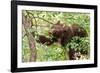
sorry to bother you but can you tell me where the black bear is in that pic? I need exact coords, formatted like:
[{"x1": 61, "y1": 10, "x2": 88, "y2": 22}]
[{"x1": 38, "y1": 21, "x2": 88, "y2": 46}]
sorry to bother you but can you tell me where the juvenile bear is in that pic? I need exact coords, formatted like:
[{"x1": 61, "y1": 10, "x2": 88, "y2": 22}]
[{"x1": 38, "y1": 21, "x2": 88, "y2": 46}]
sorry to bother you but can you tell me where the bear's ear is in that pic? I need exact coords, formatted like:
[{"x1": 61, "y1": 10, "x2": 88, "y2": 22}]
[{"x1": 55, "y1": 20, "x2": 60, "y2": 25}]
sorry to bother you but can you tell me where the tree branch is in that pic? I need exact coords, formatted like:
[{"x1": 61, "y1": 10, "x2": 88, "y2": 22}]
[{"x1": 26, "y1": 11, "x2": 54, "y2": 24}]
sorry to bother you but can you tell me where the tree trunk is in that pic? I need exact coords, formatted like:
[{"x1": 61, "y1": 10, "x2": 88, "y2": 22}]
[
  {"x1": 27, "y1": 33, "x2": 37, "y2": 62},
  {"x1": 22, "y1": 12, "x2": 37, "y2": 62}
]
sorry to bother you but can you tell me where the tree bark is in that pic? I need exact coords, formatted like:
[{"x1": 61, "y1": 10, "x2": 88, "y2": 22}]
[{"x1": 22, "y1": 12, "x2": 37, "y2": 62}]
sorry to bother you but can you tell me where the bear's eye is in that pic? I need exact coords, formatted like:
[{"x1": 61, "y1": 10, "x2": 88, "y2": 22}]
[{"x1": 78, "y1": 29, "x2": 81, "y2": 32}]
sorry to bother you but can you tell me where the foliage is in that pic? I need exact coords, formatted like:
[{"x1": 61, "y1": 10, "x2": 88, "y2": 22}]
[
  {"x1": 66, "y1": 36, "x2": 90, "y2": 53},
  {"x1": 36, "y1": 43, "x2": 65, "y2": 61}
]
